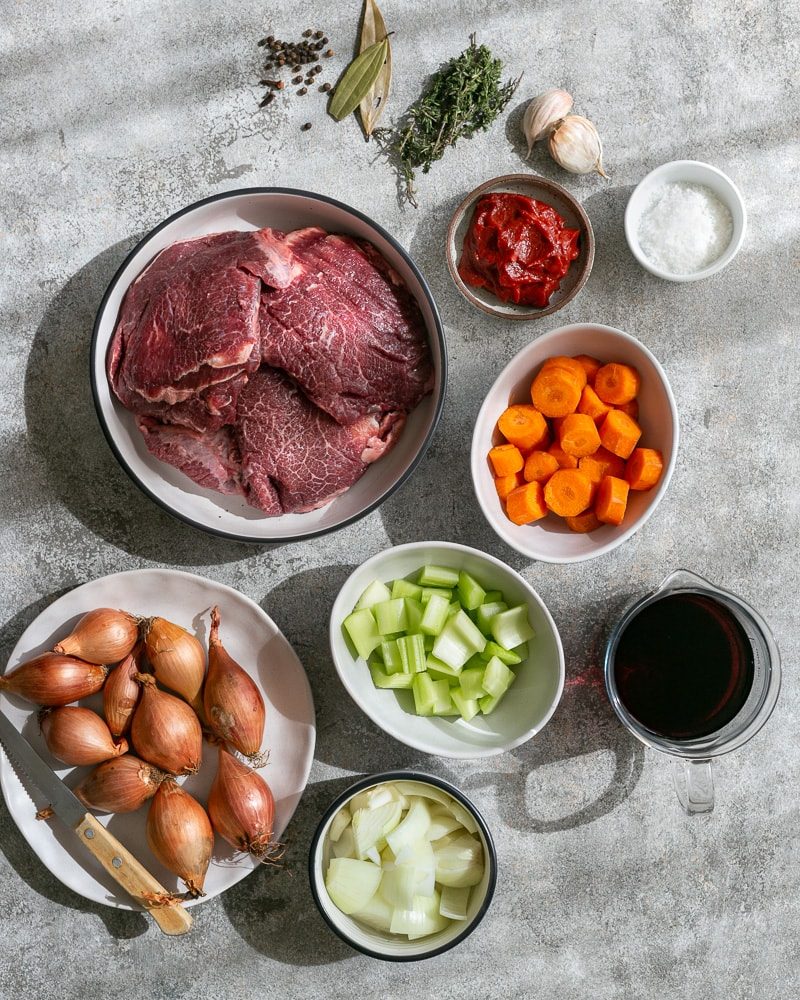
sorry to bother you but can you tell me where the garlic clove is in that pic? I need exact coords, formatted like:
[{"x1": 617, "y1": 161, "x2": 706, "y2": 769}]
[
  {"x1": 548, "y1": 114, "x2": 607, "y2": 177},
  {"x1": 522, "y1": 88, "x2": 574, "y2": 156}
]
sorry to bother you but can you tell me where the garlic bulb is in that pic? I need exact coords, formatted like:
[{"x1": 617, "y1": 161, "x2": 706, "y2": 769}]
[
  {"x1": 548, "y1": 115, "x2": 607, "y2": 177},
  {"x1": 522, "y1": 89, "x2": 573, "y2": 156}
]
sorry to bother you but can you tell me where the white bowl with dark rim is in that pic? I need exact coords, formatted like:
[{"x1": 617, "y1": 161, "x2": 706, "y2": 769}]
[
  {"x1": 471, "y1": 324, "x2": 679, "y2": 563},
  {"x1": 91, "y1": 188, "x2": 446, "y2": 543},
  {"x1": 446, "y1": 174, "x2": 595, "y2": 320},
  {"x1": 309, "y1": 771, "x2": 497, "y2": 961}
]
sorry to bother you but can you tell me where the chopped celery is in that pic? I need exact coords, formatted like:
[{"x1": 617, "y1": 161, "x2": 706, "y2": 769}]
[
  {"x1": 423, "y1": 634, "x2": 435, "y2": 652},
  {"x1": 432, "y1": 610, "x2": 487, "y2": 670},
  {"x1": 425, "y1": 655, "x2": 462, "y2": 680},
  {"x1": 458, "y1": 666, "x2": 487, "y2": 701},
  {"x1": 373, "y1": 599, "x2": 408, "y2": 635},
  {"x1": 417, "y1": 565, "x2": 460, "y2": 588},
  {"x1": 398, "y1": 634, "x2": 427, "y2": 674},
  {"x1": 355, "y1": 579, "x2": 392, "y2": 610},
  {"x1": 475, "y1": 601, "x2": 508, "y2": 635},
  {"x1": 419, "y1": 593, "x2": 450, "y2": 635},
  {"x1": 483, "y1": 590, "x2": 502, "y2": 603},
  {"x1": 457, "y1": 571, "x2": 486, "y2": 611},
  {"x1": 479, "y1": 688, "x2": 511, "y2": 714},
  {"x1": 447, "y1": 600, "x2": 462, "y2": 618},
  {"x1": 404, "y1": 598, "x2": 424, "y2": 634},
  {"x1": 325, "y1": 857, "x2": 382, "y2": 913},
  {"x1": 369, "y1": 664, "x2": 414, "y2": 689},
  {"x1": 482, "y1": 656, "x2": 516, "y2": 698},
  {"x1": 451, "y1": 688, "x2": 480, "y2": 722},
  {"x1": 433, "y1": 833, "x2": 484, "y2": 887},
  {"x1": 343, "y1": 608, "x2": 382, "y2": 660},
  {"x1": 391, "y1": 578, "x2": 423, "y2": 600},
  {"x1": 420, "y1": 586, "x2": 453, "y2": 604},
  {"x1": 491, "y1": 605, "x2": 536, "y2": 649},
  {"x1": 412, "y1": 672, "x2": 437, "y2": 715},
  {"x1": 479, "y1": 640, "x2": 523, "y2": 665},
  {"x1": 439, "y1": 884, "x2": 470, "y2": 921},
  {"x1": 380, "y1": 639, "x2": 402, "y2": 674},
  {"x1": 352, "y1": 801, "x2": 403, "y2": 859},
  {"x1": 432, "y1": 694, "x2": 460, "y2": 716}
]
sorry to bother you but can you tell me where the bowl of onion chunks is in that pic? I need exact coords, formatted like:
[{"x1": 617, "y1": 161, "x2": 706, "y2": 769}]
[
  {"x1": 309, "y1": 772, "x2": 497, "y2": 961},
  {"x1": 0, "y1": 569, "x2": 314, "y2": 908}
]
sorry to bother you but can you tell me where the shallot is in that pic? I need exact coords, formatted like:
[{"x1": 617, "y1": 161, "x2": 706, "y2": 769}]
[
  {"x1": 131, "y1": 673, "x2": 202, "y2": 775},
  {"x1": 143, "y1": 617, "x2": 206, "y2": 714},
  {"x1": 74, "y1": 754, "x2": 167, "y2": 813},
  {"x1": 0, "y1": 653, "x2": 108, "y2": 706},
  {"x1": 103, "y1": 644, "x2": 143, "y2": 738},
  {"x1": 54, "y1": 609, "x2": 139, "y2": 664},
  {"x1": 204, "y1": 607, "x2": 266, "y2": 763},
  {"x1": 40, "y1": 706, "x2": 127, "y2": 766},
  {"x1": 146, "y1": 779, "x2": 214, "y2": 897},
  {"x1": 207, "y1": 747, "x2": 275, "y2": 861}
]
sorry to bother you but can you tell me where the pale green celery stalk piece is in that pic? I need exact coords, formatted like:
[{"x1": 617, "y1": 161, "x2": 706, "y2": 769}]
[
  {"x1": 439, "y1": 884, "x2": 471, "y2": 920},
  {"x1": 417, "y1": 564, "x2": 460, "y2": 588},
  {"x1": 370, "y1": 663, "x2": 414, "y2": 689},
  {"x1": 343, "y1": 608, "x2": 382, "y2": 660},
  {"x1": 392, "y1": 578, "x2": 423, "y2": 600},
  {"x1": 479, "y1": 640, "x2": 523, "y2": 665},
  {"x1": 380, "y1": 639, "x2": 403, "y2": 674},
  {"x1": 451, "y1": 688, "x2": 480, "y2": 721},
  {"x1": 482, "y1": 656, "x2": 515, "y2": 698},
  {"x1": 449, "y1": 610, "x2": 488, "y2": 653},
  {"x1": 355, "y1": 579, "x2": 392, "y2": 609},
  {"x1": 425, "y1": 654, "x2": 462, "y2": 679},
  {"x1": 373, "y1": 598, "x2": 408, "y2": 635},
  {"x1": 404, "y1": 597, "x2": 424, "y2": 634},
  {"x1": 458, "y1": 666, "x2": 486, "y2": 700},
  {"x1": 490, "y1": 605, "x2": 536, "y2": 649},
  {"x1": 398, "y1": 634, "x2": 426, "y2": 673},
  {"x1": 483, "y1": 590, "x2": 503, "y2": 603},
  {"x1": 412, "y1": 672, "x2": 437, "y2": 715},
  {"x1": 419, "y1": 593, "x2": 450, "y2": 635},
  {"x1": 457, "y1": 571, "x2": 486, "y2": 610},
  {"x1": 475, "y1": 601, "x2": 508, "y2": 635},
  {"x1": 479, "y1": 685, "x2": 514, "y2": 714},
  {"x1": 447, "y1": 600, "x2": 461, "y2": 618},
  {"x1": 423, "y1": 634, "x2": 435, "y2": 652},
  {"x1": 420, "y1": 586, "x2": 453, "y2": 604},
  {"x1": 431, "y1": 610, "x2": 486, "y2": 670}
]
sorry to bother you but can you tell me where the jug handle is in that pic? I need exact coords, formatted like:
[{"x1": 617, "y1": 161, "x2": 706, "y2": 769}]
[
  {"x1": 672, "y1": 758, "x2": 714, "y2": 814},
  {"x1": 656, "y1": 568, "x2": 716, "y2": 594}
]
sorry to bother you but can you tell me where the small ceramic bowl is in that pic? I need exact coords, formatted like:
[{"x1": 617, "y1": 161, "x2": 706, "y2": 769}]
[
  {"x1": 309, "y1": 771, "x2": 497, "y2": 961},
  {"x1": 446, "y1": 174, "x2": 595, "y2": 320},
  {"x1": 471, "y1": 323, "x2": 679, "y2": 563},
  {"x1": 624, "y1": 160, "x2": 747, "y2": 282},
  {"x1": 329, "y1": 542, "x2": 564, "y2": 758}
]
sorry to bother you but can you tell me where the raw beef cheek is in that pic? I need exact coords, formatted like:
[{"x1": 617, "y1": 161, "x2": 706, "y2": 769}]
[{"x1": 235, "y1": 367, "x2": 405, "y2": 515}]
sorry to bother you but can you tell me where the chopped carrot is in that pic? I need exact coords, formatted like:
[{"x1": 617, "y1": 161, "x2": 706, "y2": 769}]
[
  {"x1": 548, "y1": 442, "x2": 579, "y2": 469},
  {"x1": 542, "y1": 356, "x2": 588, "y2": 389},
  {"x1": 524, "y1": 450, "x2": 560, "y2": 484},
  {"x1": 565, "y1": 510, "x2": 602, "y2": 533},
  {"x1": 577, "y1": 384, "x2": 612, "y2": 425},
  {"x1": 626, "y1": 448, "x2": 664, "y2": 491},
  {"x1": 543, "y1": 469, "x2": 593, "y2": 517},
  {"x1": 594, "y1": 363, "x2": 641, "y2": 405},
  {"x1": 531, "y1": 366, "x2": 583, "y2": 417},
  {"x1": 572, "y1": 355, "x2": 602, "y2": 385},
  {"x1": 558, "y1": 413, "x2": 602, "y2": 458},
  {"x1": 599, "y1": 409, "x2": 642, "y2": 459},
  {"x1": 616, "y1": 399, "x2": 639, "y2": 420},
  {"x1": 580, "y1": 447, "x2": 626, "y2": 484},
  {"x1": 497, "y1": 405, "x2": 549, "y2": 451},
  {"x1": 489, "y1": 443, "x2": 524, "y2": 477},
  {"x1": 495, "y1": 471, "x2": 524, "y2": 500},
  {"x1": 595, "y1": 475, "x2": 630, "y2": 525},
  {"x1": 506, "y1": 482, "x2": 548, "y2": 525}
]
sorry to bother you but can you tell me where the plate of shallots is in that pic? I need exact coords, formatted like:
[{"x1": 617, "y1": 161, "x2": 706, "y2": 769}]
[{"x1": 0, "y1": 569, "x2": 316, "y2": 909}]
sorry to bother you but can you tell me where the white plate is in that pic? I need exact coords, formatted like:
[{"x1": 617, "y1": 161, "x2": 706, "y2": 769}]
[
  {"x1": 0, "y1": 569, "x2": 316, "y2": 910},
  {"x1": 91, "y1": 188, "x2": 446, "y2": 543}
]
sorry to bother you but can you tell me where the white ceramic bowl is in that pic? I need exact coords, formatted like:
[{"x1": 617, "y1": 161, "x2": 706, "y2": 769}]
[
  {"x1": 91, "y1": 188, "x2": 446, "y2": 542},
  {"x1": 471, "y1": 323, "x2": 679, "y2": 563},
  {"x1": 624, "y1": 160, "x2": 747, "y2": 282},
  {"x1": 309, "y1": 772, "x2": 497, "y2": 961},
  {"x1": 329, "y1": 542, "x2": 564, "y2": 758}
]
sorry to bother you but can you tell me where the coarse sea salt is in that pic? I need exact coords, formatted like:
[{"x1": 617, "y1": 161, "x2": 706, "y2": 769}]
[{"x1": 637, "y1": 182, "x2": 733, "y2": 275}]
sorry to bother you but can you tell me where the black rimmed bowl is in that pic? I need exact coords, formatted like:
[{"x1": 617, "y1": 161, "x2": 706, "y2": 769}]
[
  {"x1": 91, "y1": 188, "x2": 446, "y2": 543},
  {"x1": 309, "y1": 771, "x2": 497, "y2": 961}
]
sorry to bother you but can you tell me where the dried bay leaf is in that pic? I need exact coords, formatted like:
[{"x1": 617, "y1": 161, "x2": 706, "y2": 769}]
[
  {"x1": 329, "y1": 37, "x2": 389, "y2": 122},
  {"x1": 359, "y1": 0, "x2": 392, "y2": 138}
]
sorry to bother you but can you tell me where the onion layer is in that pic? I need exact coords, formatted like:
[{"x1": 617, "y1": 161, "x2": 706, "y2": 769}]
[
  {"x1": 54, "y1": 609, "x2": 139, "y2": 664},
  {"x1": 204, "y1": 606, "x2": 266, "y2": 762},
  {"x1": 144, "y1": 617, "x2": 206, "y2": 714},
  {"x1": 131, "y1": 673, "x2": 202, "y2": 775},
  {"x1": 74, "y1": 754, "x2": 166, "y2": 813},
  {"x1": 208, "y1": 747, "x2": 275, "y2": 860},
  {"x1": 103, "y1": 643, "x2": 143, "y2": 738},
  {"x1": 40, "y1": 706, "x2": 128, "y2": 766},
  {"x1": 146, "y1": 779, "x2": 214, "y2": 897},
  {"x1": 0, "y1": 653, "x2": 108, "y2": 706}
]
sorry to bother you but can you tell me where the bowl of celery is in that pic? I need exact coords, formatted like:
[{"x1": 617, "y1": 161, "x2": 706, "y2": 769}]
[
  {"x1": 309, "y1": 772, "x2": 497, "y2": 960},
  {"x1": 330, "y1": 541, "x2": 565, "y2": 758}
]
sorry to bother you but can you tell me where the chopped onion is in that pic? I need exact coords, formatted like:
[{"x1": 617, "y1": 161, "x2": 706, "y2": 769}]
[
  {"x1": 439, "y1": 884, "x2": 470, "y2": 920},
  {"x1": 390, "y1": 890, "x2": 450, "y2": 939},
  {"x1": 427, "y1": 810, "x2": 462, "y2": 842},
  {"x1": 332, "y1": 826, "x2": 355, "y2": 859},
  {"x1": 329, "y1": 806, "x2": 350, "y2": 843},
  {"x1": 349, "y1": 784, "x2": 408, "y2": 814},
  {"x1": 386, "y1": 797, "x2": 431, "y2": 862},
  {"x1": 365, "y1": 846, "x2": 381, "y2": 865},
  {"x1": 380, "y1": 863, "x2": 420, "y2": 909},
  {"x1": 352, "y1": 891, "x2": 393, "y2": 932},
  {"x1": 325, "y1": 858, "x2": 381, "y2": 914},
  {"x1": 433, "y1": 834, "x2": 484, "y2": 888},
  {"x1": 352, "y1": 800, "x2": 403, "y2": 859}
]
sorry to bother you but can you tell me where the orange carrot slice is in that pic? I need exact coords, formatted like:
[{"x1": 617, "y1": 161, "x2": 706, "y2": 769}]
[
  {"x1": 615, "y1": 399, "x2": 639, "y2": 420},
  {"x1": 558, "y1": 413, "x2": 602, "y2": 458},
  {"x1": 547, "y1": 442, "x2": 579, "y2": 470},
  {"x1": 542, "y1": 356, "x2": 588, "y2": 390},
  {"x1": 523, "y1": 450, "x2": 560, "y2": 484},
  {"x1": 543, "y1": 469, "x2": 593, "y2": 517},
  {"x1": 572, "y1": 355, "x2": 602, "y2": 385},
  {"x1": 565, "y1": 510, "x2": 602, "y2": 533},
  {"x1": 531, "y1": 367, "x2": 583, "y2": 418},
  {"x1": 497, "y1": 405, "x2": 549, "y2": 451},
  {"x1": 577, "y1": 384, "x2": 612, "y2": 425},
  {"x1": 506, "y1": 482, "x2": 548, "y2": 525},
  {"x1": 625, "y1": 448, "x2": 664, "y2": 491},
  {"x1": 489, "y1": 444, "x2": 524, "y2": 477},
  {"x1": 599, "y1": 409, "x2": 642, "y2": 459},
  {"x1": 579, "y1": 447, "x2": 626, "y2": 485},
  {"x1": 495, "y1": 472, "x2": 524, "y2": 500},
  {"x1": 594, "y1": 363, "x2": 641, "y2": 405},
  {"x1": 595, "y1": 475, "x2": 630, "y2": 525}
]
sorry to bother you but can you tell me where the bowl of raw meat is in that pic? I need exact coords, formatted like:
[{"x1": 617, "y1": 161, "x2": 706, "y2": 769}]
[{"x1": 91, "y1": 188, "x2": 446, "y2": 542}]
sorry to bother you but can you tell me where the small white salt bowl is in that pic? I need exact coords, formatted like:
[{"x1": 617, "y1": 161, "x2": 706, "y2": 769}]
[{"x1": 624, "y1": 160, "x2": 747, "y2": 282}]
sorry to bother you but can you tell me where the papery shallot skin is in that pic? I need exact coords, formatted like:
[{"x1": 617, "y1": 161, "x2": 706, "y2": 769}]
[
  {"x1": 207, "y1": 747, "x2": 275, "y2": 859},
  {"x1": 0, "y1": 654, "x2": 108, "y2": 707},
  {"x1": 146, "y1": 779, "x2": 213, "y2": 897}
]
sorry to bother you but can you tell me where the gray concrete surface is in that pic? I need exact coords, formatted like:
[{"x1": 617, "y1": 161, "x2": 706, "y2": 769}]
[{"x1": 1, "y1": 1, "x2": 798, "y2": 997}]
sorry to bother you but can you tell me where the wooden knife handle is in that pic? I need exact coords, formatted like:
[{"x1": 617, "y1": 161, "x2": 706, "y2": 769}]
[{"x1": 76, "y1": 813, "x2": 193, "y2": 936}]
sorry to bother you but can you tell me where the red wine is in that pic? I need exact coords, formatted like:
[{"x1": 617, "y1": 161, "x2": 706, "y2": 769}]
[{"x1": 613, "y1": 592, "x2": 754, "y2": 740}]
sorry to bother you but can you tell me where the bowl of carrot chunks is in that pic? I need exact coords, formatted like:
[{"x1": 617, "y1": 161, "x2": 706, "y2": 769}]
[{"x1": 471, "y1": 323, "x2": 679, "y2": 563}]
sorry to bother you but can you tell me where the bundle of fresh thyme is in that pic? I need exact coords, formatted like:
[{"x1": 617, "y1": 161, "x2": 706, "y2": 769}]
[{"x1": 377, "y1": 35, "x2": 520, "y2": 206}]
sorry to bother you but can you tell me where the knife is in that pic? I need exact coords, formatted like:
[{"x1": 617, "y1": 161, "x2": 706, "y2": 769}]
[{"x1": 0, "y1": 710, "x2": 193, "y2": 936}]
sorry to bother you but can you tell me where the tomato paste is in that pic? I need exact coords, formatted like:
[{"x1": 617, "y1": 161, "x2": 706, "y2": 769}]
[{"x1": 458, "y1": 193, "x2": 580, "y2": 307}]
